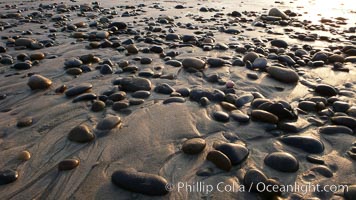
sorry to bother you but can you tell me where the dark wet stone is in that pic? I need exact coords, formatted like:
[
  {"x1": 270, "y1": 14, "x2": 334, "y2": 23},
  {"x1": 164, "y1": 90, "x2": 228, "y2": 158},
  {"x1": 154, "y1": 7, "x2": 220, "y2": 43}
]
[
  {"x1": 154, "y1": 83, "x2": 174, "y2": 94},
  {"x1": 100, "y1": 64, "x2": 113, "y2": 74},
  {"x1": 231, "y1": 110, "x2": 250, "y2": 123},
  {"x1": 312, "y1": 52, "x2": 328, "y2": 62},
  {"x1": 207, "y1": 58, "x2": 230, "y2": 68},
  {"x1": 132, "y1": 90, "x2": 151, "y2": 99},
  {"x1": 182, "y1": 138, "x2": 206, "y2": 154},
  {"x1": 0, "y1": 169, "x2": 18, "y2": 185},
  {"x1": 200, "y1": 97, "x2": 210, "y2": 106},
  {"x1": 108, "y1": 22, "x2": 127, "y2": 29},
  {"x1": 268, "y1": 8, "x2": 288, "y2": 19},
  {"x1": 267, "y1": 103, "x2": 297, "y2": 120},
  {"x1": 176, "y1": 88, "x2": 190, "y2": 97},
  {"x1": 165, "y1": 60, "x2": 182, "y2": 67},
  {"x1": 315, "y1": 84, "x2": 337, "y2": 96},
  {"x1": 91, "y1": 100, "x2": 105, "y2": 112},
  {"x1": 17, "y1": 117, "x2": 33, "y2": 128},
  {"x1": 271, "y1": 39, "x2": 288, "y2": 48},
  {"x1": 243, "y1": 52, "x2": 259, "y2": 63},
  {"x1": 280, "y1": 136, "x2": 324, "y2": 154},
  {"x1": 125, "y1": 44, "x2": 138, "y2": 54},
  {"x1": 13, "y1": 62, "x2": 31, "y2": 70},
  {"x1": 333, "y1": 101, "x2": 350, "y2": 112},
  {"x1": 163, "y1": 97, "x2": 185, "y2": 104},
  {"x1": 345, "y1": 56, "x2": 356, "y2": 63},
  {"x1": 252, "y1": 58, "x2": 268, "y2": 69},
  {"x1": 27, "y1": 75, "x2": 52, "y2": 90},
  {"x1": 72, "y1": 93, "x2": 97, "y2": 103},
  {"x1": 207, "y1": 150, "x2": 232, "y2": 171},
  {"x1": 96, "y1": 116, "x2": 121, "y2": 131},
  {"x1": 235, "y1": 94, "x2": 254, "y2": 108},
  {"x1": 329, "y1": 54, "x2": 344, "y2": 63},
  {"x1": 140, "y1": 57, "x2": 152, "y2": 64},
  {"x1": 112, "y1": 101, "x2": 130, "y2": 111},
  {"x1": 310, "y1": 166, "x2": 333, "y2": 178},
  {"x1": 267, "y1": 66, "x2": 299, "y2": 83},
  {"x1": 66, "y1": 68, "x2": 82, "y2": 75},
  {"x1": 115, "y1": 77, "x2": 152, "y2": 92},
  {"x1": 111, "y1": 169, "x2": 169, "y2": 196},
  {"x1": 344, "y1": 185, "x2": 356, "y2": 200},
  {"x1": 251, "y1": 110, "x2": 279, "y2": 124},
  {"x1": 65, "y1": 84, "x2": 92, "y2": 97},
  {"x1": 182, "y1": 57, "x2": 206, "y2": 70},
  {"x1": 298, "y1": 101, "x2": 317, "y2": 112},
  {"x1": 278, "y1": 55, "x2": 296, "y2": 66},
  {"x1": 220, "y1": 102, "x2": 237, "y2": 111},
  {"x1": 215, "y1": 143, "x2": 249, "y2": 165},
  {"x1": 264, "y1": 152, "x2": 299, "y2": 172},
  {"x1": 15, "y1": 38, "x2": 34, "y2": 47},
  {"x1": 68, "y1": 124, "x2": 94, "y2": 143},
  {"x1": 150, "y1": 46, "x2": 163, "y2": 53},
  {"x1": 306, "y1": 155, "x2": 325, "y2": 165},
  {"x1": 319, "y1": 125, "x2": 353, "y2": 135},
  {"x1": 252, "y1": 99, "x2": 272, "y2": 108},
  {"x1": 64, "y1": 58, "x2": 83, "y2": 68},
  {"x1": 232, "y1": 58, "x2": 245, "y2": 66},
  {"x1": 212, "y1": 111, "x2": 229, "y2": 122},
  {"x1": 190, "y1": 88, "x2": 224, "y2": 102},
  {"x1": 58, "y1": 159, "x2": 79, "y2": 171},
  {"x1": 166, "y1": 33, "x2": 180, "y2": 41},
  {"x1": 331, "y1": 116, "x2": 356, "y2": 129},
  {"x1": 108, "y1": 92, "x2": 126, "y2": 102},
  {"x1": 243, "y1": 168, "x2": 268, "y2": 192}
]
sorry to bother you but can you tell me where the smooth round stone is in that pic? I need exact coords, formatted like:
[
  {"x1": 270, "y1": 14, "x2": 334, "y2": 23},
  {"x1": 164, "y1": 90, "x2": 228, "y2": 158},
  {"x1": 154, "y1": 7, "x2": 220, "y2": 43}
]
[
  {"x1": 315, "y1": 84, "x2": 337, "y2": 96},
  {"x1": 66, "y1": 67, "x2": 82, "y2": 75},
  {"x1": 271, "y1": 39, "x2": 288, "y2": 48},
  {"x1": 319, "y1": 125, "x2": 353, "y2": 135},
  {"x1": 207, "y1": 150, "x2": 232, "y2": 171},
  {"x1": 176, "y1": 88, "x2": 190, "y2": 97},
  {"x1": 91, "y1": 100, "x2": 106, "y2": 112},
  {"x1": 182, "y1": 138, "x2": 206, "y2": 154},
  {"x1": 166, "y1": 60, "x2": 182, "y2": 67},
  {"x1": 18, "y1": 150, "x2": 31, "y2": 161},
  {"x1": 96, "y1": 116, "x2": 121, "y2": 131},
  {"x1": 280, "y1": 136, "x2": 324, "y2": 154},
  {"x1": 207, "y1": 58, "x2": 230, "y2": 68},
  {"x1": 116, "y1": 77, "x2": 152, "y2": 92},
  {"x1": 212, "y1": 111, "x2": 230, "y2": 122},
  {"x1": 13, "y1": 62, "x2": 32, "y2": 70},
  {"x1": 215, "y1": 143, "x2": 249, "y2": 165},
  {"x1": 182, "y1": 57, "x2": 206, "y2": 70},
  {"x1": 132, "y1": 90, "x2": 151, "y2": 99},
  {"x1": 166, "y1": 33, "x2": 180, "y2": 41},
  {"x1": 310, "y1": 166, "x2": 333, "y2": 178},
  {"x1": 298, "y1": 101, "x2": 317, "y2": 112},
  {"x1": 129, "y1": 99, "x2": 144, "y2": 106},
  {"x1": 251, "y1": 109, "x2": 279, "y2": 124},
  {"x1": 235, "y1": 94, "x2": 254, "y2": 108},
  {"x1": 109, "y1": 21, "x2": 128, "y2": 29},
  {"x1": 100, "y1": 64, "x2": 113, "y2": 74},
  {"x1": 331, "y1": 116, "x2": 356, "y2": 129},
  {"x1": 333, "y1": 101, "x2": 350, "y2": 112},
  {"x1": 58, "y1": 159, "x2": 80, "y2": 171},
  {"x1": 264, "y1": 152, "x2": 299, "y2": 172},
  {"x1": 243, "y1": 168, "x2": 268, "y2": 192},
  {"x1": 65, "y1": 84, "x2": 92, "y2": 97},
  {"x1": 252, "y1": 57, "x2": 268, "y2": 68},
  {"x1": 96, "y1": 31, "x2": 109, "y2": 39},
  {"x1": 112, "y1": 101, "x2": 130, "y2": 111},
  {"x1": 268, "y1": 8, "x2": 288, "y2": 19},
  {"x1": 312, "y1": 52, "x2": 328, "y2": 62},
  {"x1": 267, "y1": 66, "x2": 299, "y2": 83},
  {"x1": 243, "y1": 52, "x2": 259, "y2": 63},
  {"x1": 329, "y1": 54, "x2": 344, "y2": 63},
  {"x1": 163, "y1": 97, "x2": 185, "y2": 104},
  {"x1": 140, "y1": 57, "x2": 152, "y2": 64},
  {"x1": 344, "y1": 185, "x2": 356, "y2": 200},
  {"x1": 27, "y1": 74, "x2": 52, "y2": 90},
  {"x1": 220, "y1": 102, "x2": 237, "y2": 111},
  {"x1": 111, "y1": 169, "x2": 169, "y2": 196},
  {"x1": 231, "y1": 110, "x2": 250, "y2": 122},
  {"x1": 108, "y1": 92, "x2": 126, "y2": 102},
  {"x1": 68, "y1": 124, "x2": 94, "y2": 143},
  {"x1": 15, "y1": 38, "x2": 34, "y2": 47},
  {"x1": 125, "y1": 44, "x2": 138, "y2": 54},
  {"x1": 17, "y1": 117, "x2": 33, "y2": 127},
  {"x1": 232, "y1": 58, "x2": 245, "y2": 66},
  {"x1": 154, "y1": 83, "x2": 174, "y2": 94},
  {"x1": 30, "y1": 53, "x2": 45, "y2": 60},
  {"x1": 0, "y1": 169, "x2": 18, "y2": 185},
  {"x1": 345, "y1": 56, "x2": 356, "y2": 63},
  {"x1": 64, "y1": 58, "x2": 83, "y2": 68}
]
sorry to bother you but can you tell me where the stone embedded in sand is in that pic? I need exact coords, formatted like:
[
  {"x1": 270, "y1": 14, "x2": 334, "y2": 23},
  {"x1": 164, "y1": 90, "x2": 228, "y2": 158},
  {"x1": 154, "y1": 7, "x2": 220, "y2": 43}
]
[
  {"x1": 298, "y1": 101, "x2": 317, "y2": 112},
  {"x1": 344, "y1": 56, "x2": 356, "y2": 63},
  {"x1": 264, "y1": 152, "x2": 299, "y2": 172},
  {"x1": 150, "y1": 46, "x2": 163, "y2": 53},
  {"x1": 182, "y1": 57, "x2": 206, "y2": 70},
  {"x1": 0, "y1": 169, "x2": 18, "y2": 185},
  {"x1": 344, "y1": 185, "x2": 356, "y2": 200},
  {"x1": 96, "y1": 31, "x2": 109, "y2": 39},
  {"x1": 108, "y1": 21, "x2": 128, "y2": 30},
  {"x1": 271, "y1": 39, "x2": 288, "y2": 48},
  {"x1": 13, "y1": 62, "x2": 32, "y2": 70},
  {"x1": 319, "y1": 125, "x2": 353, "y2": 135},
  {"x1": 212, "y1": 111, "x2": 230, "y2": 122},
  {"x1": 96, "y1": 116, "x2": 121, "y2": 131},
  {"x1": 68, "y1": 124, "x2": 95, "y2": 143},
  {"x1": 64, "y1": 58, "x2": 83, "y2": 68},
  {"x1": 27, "y1": 74, "x2": 52, "y2": 90},
  {"x1": 125, "y1": 44, "x2": 139, "y2": 54},
  {"x1": 66, "y1": 68, "x2": 82, "y2": 75},
  {"x1": 166, "y1": 33, "x2": 180, "y2": 41},
  {"x1": 252, "y1": 57, "x2": 268, "y2": 68},
  {"x1": 280, "y1": 135, "x2": 324, "y2": 154},
  {"x1": 163, "y1": 97, "x2": 186, "y2": 104},
  {"x1": 207, "y1": 58, "x2": 230, "y2": 68},
  {"x1": 333, "y1": 101, "x2": 350, "y2": 112},
  {"x1": 328, "y1": 54, "x2": 344, "y2": 63},
  {"x1": 220, "y1": 102, "x2": 237, "y2": 111},
  {"x1": 251, "y1": 109, "x2": 279, "y2": 124},
  {"x1": 243, "y1": 168, "x2": 268, "y2": 192},
  {"x1": 235, "y1": 94, "x2": 255, "y2": 108},
  {"x1": 108, "y1": 92, "x2": 126, "y2": 102},
  {"x1": 65, "y1": 83, "x2": 92, "y2": 97},
  {"x1": 17, "y1": 117, "x2": 33, "y2": 128},
  {"x1": 112, "y1": 101, "x2": 130, "y2": 111},
  {"x1": 310, "y1": 166, "x2": 333, "y2": 178},
  {"x1": 30, "y1": 53, "x2": 45, "y2": 60},
  {"x1": 231, "y1": 110, "x2": 250, "y2": 122},
  {"x1": 140, "y1": 57, "x2": 152, "y2": 65},
  {"x1": 58, "y1": 159, "x2": 80, "y2": 171},
  {"x1": 268, "y1": 8, "x2": 288, "y2": 19},
  {"x1": 267, "y1": 66, "x2": 299, "y2": 83},
  {"x1": 100, "y1": 64, "x2": 113, "y2": 74},
  {"x1": 111, "y1": 169, "x2": 169, "y2": 196},
  {"x1": 215, "y1": 143, "x2": 249, "y2": 165},
  {"x1": 91, "y1": 100, "x2": 106, "y2": 112},
  {"x1": 18, "y1": 150, "x2": 31, "y2": 161},
  {"x1": 182, "y1": 138, "x2": 206, "y2": 154},
  {"x1": 154, "y1": 83, "x2": 175, "y2": 94},
  {"x1": 117, "y1": 77, "x2": 152, "y2": 92},
  {"x1": 315, "y1": 84, "x2": 337, "y2": 96},
  {"x1": 331, "y1": 116, "x2": 356, "y2": 129},
  {"x1": 207, "y1": 150, "x2": 232, "y2": 171},
  {"x1": 243, "y1": 52, "x2": 259, "y2": 63},
  {"x1": 15, "y1": 38, "x2": 34, "y2": 47}
]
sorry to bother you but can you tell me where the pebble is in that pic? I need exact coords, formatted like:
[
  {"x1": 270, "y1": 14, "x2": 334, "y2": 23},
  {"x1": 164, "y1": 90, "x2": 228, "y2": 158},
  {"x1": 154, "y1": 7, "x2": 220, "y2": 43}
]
[
  {"x1": 271, "y1": 39, "x2": 288, "y2": 48},
  {"x1": 310, "y1": 166, "x2": 333, "y2": 178},
  {"x1": 154, "y1": 83, "x2": 175, "y2": 94},
  {"x1": 100, "y1": 64, "x2": 113, "y2": 74},
  {"x1": 182, "y1": 138, "x2": 206, "y2": 154},
  {"x1": 212, "y1": 111, "x2": 230, "y2": 122},
  {"x1": 251, "y1": 109, "x2": 279, "y2": 124},
  {"x1": 132, "y1": 90, "x2": 151, "y2": 99},
  {"x1": 319, "y1": 125, "x2": 353, "y2": 135},
  {"x1": 125, "y1": 44, "x2": 138, "y2": 54},
  {"x1": 30, "y1": 53, "x2": 45, "y2": 60},
  {"x1": 66, "y1": 68, "x2": 82, "y2": 75},
  {"x1": 264, "y1": 152, "x2": 299, "y2": 172},
  {"x1": 108, "y1": 92, "x2": 126, "y2": 102},
  {"x1": 112, "y1": 101, "x2": 130, "y2": 111},
  {"x1": 72, "y1": 93, "x2": 97, "y2": 103},
  {"x1": 58, "y1": 159, "x2": 80, "y2": 171},
  {"x1": 298, "y1": 101, "x2": 317, "y2": 112},
  {"x1": 116, "y1": 77, "x2": 152, "y2": 92},
  {"x1": 27, "y1": 74, "x2": 52, "y2": 90},
  {"x1": 68, "y1": 124, "x2": 95, "y2": 143},
  {"x1": 182, "y1": 57, "x2": 206, "y2": 70},
  {"x1": 96, "y1": 116, "x2": 121, "y2": 131},
  {"x1": 17, "y1": 117, "x2": 33, "y2": 127},
  {"x1": 64, "y1": 58, "x2": 83, "y2": 68},
  {"x1": 243, "y1": 52, "x2": 259, "y2": 63},
  {"x1": 333, "y1": 101, "x2": 350, "y2": 112},
  {"x1": 252, "y1": 57, "x2": 268, "y2": 68},
  {"x1": 91, "y1": 100, "x2": 106, "y2": 112},
  {"x1": 243, "y1": 168, "x2": 268, "y2": 192},
  {"x1": 0, "y1": 169, "x2": 18, "y2": 185},
  {"x1": 215, "y1": 143, "x2": 249, "y2": 165},
  {"x1": 206, "y1": 150, "x2": 232, "y2": 171},
  {"x1": 230, "y1": 110, "x2": 250, "y2": 123},
  {"x1": 111, "y1": 169, "x2": 169, "y2": 196},
  {"x1": 13, "y1": 62, "x2": 32, "y2": 70},
  {"x1": 65, "y1": 84, "x2": 92, "y2": 97},
  {"x1": 15, "y1": 38, "x2": 34, "y2": 47},
  {"x1": 163, "y1": 97, "x2": 186, "y2": 104},
  {"x1": 268, "y1": 8, "x2": 288, "y2": 19},
  {"x1": 267, "y1": 66, "x2": 299, "y2": 83},
  {"x1": 18, "y1": 150, "x2": 31, "y2": 161},
  {"x1": 315, "y1": 84, "x2": 337, "y2": 96},
  {"x1": 331, "y1": 116, "x2": 356, "y2": 129},
  {"x1": 280, "y1": 135, "x2": 324, "y2": 154}
]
